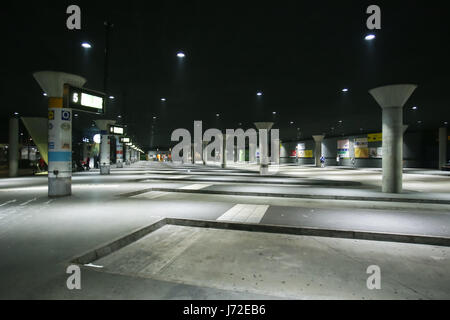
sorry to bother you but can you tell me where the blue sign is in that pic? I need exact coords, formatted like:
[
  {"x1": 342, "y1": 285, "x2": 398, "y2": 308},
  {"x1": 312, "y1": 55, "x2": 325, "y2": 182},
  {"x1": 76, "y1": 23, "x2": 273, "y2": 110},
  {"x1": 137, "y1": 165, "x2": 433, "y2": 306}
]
[{"x1": 62, "y1": 110, "x2": 71, "y2": 121}]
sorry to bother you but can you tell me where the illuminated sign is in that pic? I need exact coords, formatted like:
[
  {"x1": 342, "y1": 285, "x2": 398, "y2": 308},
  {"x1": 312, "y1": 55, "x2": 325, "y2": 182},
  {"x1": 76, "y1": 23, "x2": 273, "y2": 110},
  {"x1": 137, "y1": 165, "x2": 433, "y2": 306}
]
[
  {"x1": 120, "y1": 137, "x2": 130, "y2": 143},
  {"x1": 368, "y1": 133, "x2": 382, "y2": 142},
  {"x1": 109, "y1": 125, "x2": 124, "y2": 135},
  {"x1": 63, "y1": 84, "x2": 105, "y2": 114}
]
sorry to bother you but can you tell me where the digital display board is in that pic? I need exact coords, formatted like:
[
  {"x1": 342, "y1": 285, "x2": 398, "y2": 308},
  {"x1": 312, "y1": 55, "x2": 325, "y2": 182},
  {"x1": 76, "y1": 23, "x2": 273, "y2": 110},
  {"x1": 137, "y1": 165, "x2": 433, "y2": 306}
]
[
  {"x1": 63, "y1": 84, "x2": 105, "y2": 114},
  {"x1": 109, "y1": 125, "x2": 124, "y2": 135},
  {"x1": 120, "y1": 137, "x2": 130, "y2": 143}
]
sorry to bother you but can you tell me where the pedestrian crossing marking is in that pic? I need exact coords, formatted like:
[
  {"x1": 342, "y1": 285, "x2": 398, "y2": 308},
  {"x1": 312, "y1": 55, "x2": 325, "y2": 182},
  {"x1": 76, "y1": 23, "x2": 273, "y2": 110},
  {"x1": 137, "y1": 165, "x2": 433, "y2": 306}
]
[{"x1": 217, "y1": 204, "x2": 269, "y2": 223}]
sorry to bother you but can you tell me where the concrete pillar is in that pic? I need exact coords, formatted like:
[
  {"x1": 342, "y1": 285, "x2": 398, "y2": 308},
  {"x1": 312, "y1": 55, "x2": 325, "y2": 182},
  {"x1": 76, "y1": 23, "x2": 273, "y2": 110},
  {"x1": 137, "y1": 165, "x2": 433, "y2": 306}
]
[
  {"x1": 8, "y1": 118, "x2": 19, "y2": 177},
  {"x1": 82, "y1": 142, "x2": 89, "y2": 163},
  {"x1": 94, "y1": 120, "x2": 116, "y2": 175},
  {"x1": 272, "y1": 130, "x2": 280, "y2": 165},
  {"x1": 312, "y1": 135, "x2": 325, "y2": 167},
  {"x1": 202, "y1": 141, "x2": 208, "y2": 165},
  {"x1": 100, "y1": 134, "x2": 110, "y2": 174},
  {"x1": 221, "y1": 133, "x2": 227, "y2": 169},
  {"x1": 33, "y1": 71, "x2": 86, "y2": 197},
  {"x1": 439, "y1": 127, "x2": 448, "y2": 170},
  {"x1": 369, "y1": 84, "x2": 417, "y2": 193},
  {"x1": 116, "y1": 138, "x2": 123, "y2": 168},
  {"x1": 124, "y1": 146, "x2": 130, "y2": 165},
  {"x1": 254, "y1": 122, "x2": 274, "y2": 175}
]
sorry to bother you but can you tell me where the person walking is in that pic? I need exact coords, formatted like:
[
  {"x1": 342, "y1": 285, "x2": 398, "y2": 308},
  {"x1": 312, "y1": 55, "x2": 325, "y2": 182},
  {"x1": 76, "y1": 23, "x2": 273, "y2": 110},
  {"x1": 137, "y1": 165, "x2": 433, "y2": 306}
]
[{"x1": 320, "y1": 156, "x2": 325, "y2": 168}]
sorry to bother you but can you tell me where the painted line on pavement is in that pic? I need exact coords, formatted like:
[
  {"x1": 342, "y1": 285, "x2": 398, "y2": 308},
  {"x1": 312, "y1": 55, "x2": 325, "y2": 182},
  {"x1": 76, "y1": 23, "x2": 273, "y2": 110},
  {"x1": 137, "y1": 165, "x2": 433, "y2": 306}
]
[
  {"x1": 179, "y1": 184, "x2": 212, "y2": 190},
  {"x1": 19, "y1": 198, "x2": 37, "y2": 206},
  {"x1": 217, "y1": 204, "x2": 270, "y2": 223},
  {"x1": 0, "y1": 200, "x2": 17, "y2": 207}
]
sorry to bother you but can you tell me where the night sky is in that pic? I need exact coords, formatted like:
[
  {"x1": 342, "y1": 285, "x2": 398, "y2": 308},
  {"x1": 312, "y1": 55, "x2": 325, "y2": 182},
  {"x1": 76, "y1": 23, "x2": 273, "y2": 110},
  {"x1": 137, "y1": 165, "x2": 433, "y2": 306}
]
[{"x1": 1, "y1": 1, "x2": 449, "y2": 149}]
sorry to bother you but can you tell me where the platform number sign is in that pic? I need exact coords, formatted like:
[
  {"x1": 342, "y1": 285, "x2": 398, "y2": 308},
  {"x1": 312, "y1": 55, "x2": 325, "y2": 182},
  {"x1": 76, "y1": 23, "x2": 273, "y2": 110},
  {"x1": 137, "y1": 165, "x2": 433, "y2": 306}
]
[{"x1": 63, "y1": 84, "x2": 105, "y2": 114}]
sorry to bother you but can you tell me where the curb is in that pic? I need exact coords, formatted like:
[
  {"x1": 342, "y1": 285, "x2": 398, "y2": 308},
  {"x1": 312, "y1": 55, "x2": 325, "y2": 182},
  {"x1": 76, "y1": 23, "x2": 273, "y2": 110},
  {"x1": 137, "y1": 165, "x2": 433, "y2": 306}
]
[
  {"x1": 147, "y1": 187, "x2": 450, "y2": 205},
  {"x1": 71, "y1": 217, "x2": 450, "y2": 265}
]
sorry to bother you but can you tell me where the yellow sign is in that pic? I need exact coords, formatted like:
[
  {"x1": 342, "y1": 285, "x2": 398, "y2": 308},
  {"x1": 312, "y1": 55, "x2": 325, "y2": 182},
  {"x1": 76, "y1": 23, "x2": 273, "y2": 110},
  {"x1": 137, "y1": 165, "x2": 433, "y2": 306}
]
[
  {"x1": 368, "y1": 133, "x2": 382, "y2": 142},
  {"x1": 304, "y1": 150, "x2": 313, "y2": 158},
  {"x1": 48, "y1": 110, "x2": 54, "y2": 120},
  {"x1": 355, "y1": 147, "x2": 369, "y2": 159}
]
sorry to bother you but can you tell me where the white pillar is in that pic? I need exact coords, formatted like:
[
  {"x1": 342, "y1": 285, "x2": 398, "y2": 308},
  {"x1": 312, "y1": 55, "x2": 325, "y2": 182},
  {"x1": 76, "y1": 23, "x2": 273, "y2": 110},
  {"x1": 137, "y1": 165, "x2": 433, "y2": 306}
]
[
  {"x1": 369, "y1": 84, "x2": 417, "y2": 193},
  {"x1": 221, "y1": 133, "x2": 227, "y2": 168},
  {"x1": 254, "y1": 122, "x2": 274, "y2": 175},
  {"x1": 116, "y1": 138, "x2": 123, "y2": 168},
  {"x1": 439, "y1": 127, "x2": 448, "y2": 170},
  {"x1": 312, "y1": 135, "x2": 325, "y2": 167},
  {"x1": 100, "y1": 134, "x2": 110, "y2": 174},
  {"x1": 8, "y1": 118, "x2": 19, "y2": 177},
  {"x1": 94, "y1": 120, "x2": 116, "y2": 175},
  {"x1": 33, "y1": 71, "x2": 86, "y2": 197},
  {"x1": 82, "y1": 142, "x2": 89, "y2": 163}
]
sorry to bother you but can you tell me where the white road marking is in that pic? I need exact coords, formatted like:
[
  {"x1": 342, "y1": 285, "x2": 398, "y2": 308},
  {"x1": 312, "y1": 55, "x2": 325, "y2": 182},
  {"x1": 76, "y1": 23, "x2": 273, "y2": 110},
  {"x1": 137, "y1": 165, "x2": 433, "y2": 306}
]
[
  {"x1": 217, "y1": 204, "x2": 270, "y2": 223},
  {"x1": 84, "y1": 263, "x2": 104, "y2": 268},
  {"x1": 0, "y1": 200, "x2": 17, "y2": 207},
  {"x1": 179, "y1": 184, "x2": 212, "y2": 190},
  {"x1": 133, "y1": 191, "x2": 170, "y2": 200},
  {"x1": 19, "y1": 198, "x2": 37, "y2": 206},
  {"x1": 168, "y1": 175, "x2": 191, "y2": 179}
]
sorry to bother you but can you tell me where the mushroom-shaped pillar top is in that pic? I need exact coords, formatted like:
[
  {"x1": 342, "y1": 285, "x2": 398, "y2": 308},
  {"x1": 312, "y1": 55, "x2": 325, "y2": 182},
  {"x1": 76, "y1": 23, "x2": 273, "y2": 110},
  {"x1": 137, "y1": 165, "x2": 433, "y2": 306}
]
[
  {"x1": 254, "y1": 122, "x2": 274, "y2": 130},
  {"x1": 369, "y1": 84, "x2": 417, "y2": 108},
  {"x1": 402, "y1": 125, "x2": 408, "y2": 134},
  {"x1": 312, "y1": 135, "x2": 325, "y2": 143},
  {"x1": 95, "y1": 120, "x2": 117, "y2": 131},
  {"x1": 33, "y1": 71, "x2": 86, "y2": 97}
]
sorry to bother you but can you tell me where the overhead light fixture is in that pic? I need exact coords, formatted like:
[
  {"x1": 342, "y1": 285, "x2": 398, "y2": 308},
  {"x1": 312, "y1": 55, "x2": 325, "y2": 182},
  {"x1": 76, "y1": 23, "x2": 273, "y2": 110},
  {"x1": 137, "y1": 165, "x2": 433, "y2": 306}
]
[
  {"x1": 256, "y1": 92, "x2": 263, "y2": 96},
  {"x1": 177, "y1": 52, "x2": 185, "y2": 58},
  {"x1": 365, "y1": 34, "x2": 376, "y2": 41},
  {"x1": 342, "y1": 88, "x2": 349, "y2": 92},
  {"x1": 93, "y1": 134, "x2": 101, "y2": 144},
  {"x1": 161, "y1": 98, "x2": 166, "y2": 102},
  {"x1": 81, "y1": 42, "x2": 92, "y2": 49}
]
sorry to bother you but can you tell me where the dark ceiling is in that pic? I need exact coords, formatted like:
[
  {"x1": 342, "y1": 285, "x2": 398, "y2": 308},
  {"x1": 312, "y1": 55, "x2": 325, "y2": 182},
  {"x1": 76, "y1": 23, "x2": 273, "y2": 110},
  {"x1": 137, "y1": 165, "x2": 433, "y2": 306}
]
[{"x1": 1, "y1": 0, "x2": 449, "y2": 149}]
